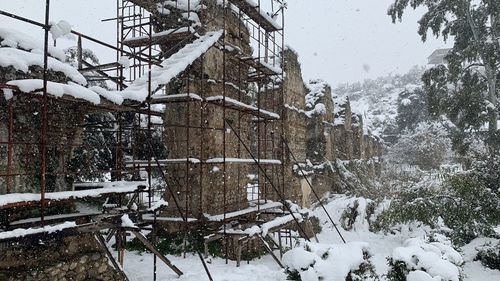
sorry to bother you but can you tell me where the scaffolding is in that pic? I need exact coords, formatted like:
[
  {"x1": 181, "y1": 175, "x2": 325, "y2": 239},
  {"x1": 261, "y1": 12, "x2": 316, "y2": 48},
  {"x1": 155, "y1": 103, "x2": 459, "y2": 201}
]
[{"x1": 0, "y1": 0, "x2": 321, "y2": 279}]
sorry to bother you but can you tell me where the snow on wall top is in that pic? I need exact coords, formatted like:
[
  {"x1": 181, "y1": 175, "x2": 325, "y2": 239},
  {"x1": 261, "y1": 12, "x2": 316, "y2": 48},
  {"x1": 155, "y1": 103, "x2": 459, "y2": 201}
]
[
  {"x1": 6, "y1": 79, "x2": 100, "y2": 104},
  {"x1": 0, "y1": 47, "x2": 87, "y2": 85},
  {"x1": 0, "y1": 27, "x2": 66, "y2": 61},
  {"x1": 305, "y1": 79, "x2": 327, "y2": 109}
]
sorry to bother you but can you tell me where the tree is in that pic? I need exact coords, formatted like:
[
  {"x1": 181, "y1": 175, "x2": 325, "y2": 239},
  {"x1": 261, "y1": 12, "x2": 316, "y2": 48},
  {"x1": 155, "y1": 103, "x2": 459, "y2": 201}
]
[
  {"x1": 386, "y1": 120, "x2": 453, "y2": 170},
  {"x1": 396, "y1": 86, "x2": 428, "y2": 131},
  {"x1": 388, "y1": 0, "x2": 499, "y2": 150}
]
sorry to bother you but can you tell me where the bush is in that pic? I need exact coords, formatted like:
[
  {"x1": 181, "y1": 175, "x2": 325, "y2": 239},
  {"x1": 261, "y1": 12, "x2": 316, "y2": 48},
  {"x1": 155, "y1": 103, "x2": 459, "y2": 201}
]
[
  {"x1": 386, "y1": 238, "x2": 463, "y2": 281},
  {"x1": 283, "y1": 241, "x2": 378, "y2": 281},
  {"x1": 386, "y1": 120, "x2": 452, "y2": 170},
  {"x1": 309, "y1": 216, "x2": 322, "y2": 234},
  {"x1": 375, "y1": 174, "x2": 500, "y2": 245},
  {"x1": 475, "y1": 242, "x2": 500, "y2": 271},
  {"x1": 126, "y1": 229, "x2": 222, "y2": 257}
]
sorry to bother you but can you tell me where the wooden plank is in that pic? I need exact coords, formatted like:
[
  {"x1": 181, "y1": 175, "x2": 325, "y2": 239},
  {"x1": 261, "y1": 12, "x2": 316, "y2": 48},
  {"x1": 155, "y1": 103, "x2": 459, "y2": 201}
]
[
  {"x1": 229, "y1": 0, "x2": 281, "y2": 32},
  {"x1": 95, "y1": 233, "x2": 130, "y2": 281},
  {"x1": 258, "y1": 234, "x2": 284, "y2": 268},
  {"x1": 130, "y1": 230, "x2": 184, "y2": 276}
]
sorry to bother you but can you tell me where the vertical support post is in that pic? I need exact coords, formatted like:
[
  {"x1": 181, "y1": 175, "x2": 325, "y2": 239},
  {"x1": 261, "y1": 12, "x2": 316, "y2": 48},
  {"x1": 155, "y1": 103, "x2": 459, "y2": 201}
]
[
  {"x1": 236, "y1": 238, "x2": 242, "y2": 267},
  {"x1": 77, "y1": 35, "x2": 83, "y2": 70},
  {"x1": 40, "y1": 0, "x2": 51, "y2": 225},
  {"x1": 222, "y1": 0, "x2": 228, "y2": 264},
  {"x1": 147, "y1": 16, "x2": 153, "y2": 209},
  {"x1": 6, "y1": 100, "x2": 13, "y2": 194},
  {"x1": 184, "y1": 1, "x2": 192, "y2": 258}
]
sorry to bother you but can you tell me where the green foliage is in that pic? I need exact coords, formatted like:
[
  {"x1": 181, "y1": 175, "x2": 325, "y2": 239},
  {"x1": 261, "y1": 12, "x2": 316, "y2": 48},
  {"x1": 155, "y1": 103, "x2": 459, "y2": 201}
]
[
  {"x1": 376, "y1": 174, "x2": 500, "y2": 245},
  {"x1": 349, "y1": 252, "x2": 379, "y2": 281},
  {"x1": 126, "y1": 230, "x2": 223, "y2": 257},
  {"x1": 470, "y1": 155, "x2": 500, "y2": 193},
  {"x1": 475, "y1": 242, "x2": 500, "y2": 270},
  {"x1": 396, "y1": 87, "x2": 428, "y2": 131},
  {"x1": 68, "y1": 113, "x2": 115, "y2": 182},
  {"x1": 241, "y1": 248, "x2": 266, "y2": 261},
  {"x1": 309, "y1": 216, "x2": 323, "y2": 234},
  {"x1": 385, "y1": 259, "x2": 409, "y2": 281},
  {"x1": 125, "y1": 237, "x2": 147, "y2": 253},
  {"x1": 386, "y1": 120, "x2": 452, "y2": 170},
  {"x1": 389, "y1": 0, "x2": 499, "y2": 150},
  {"x1": 286, "y1": 270, "x2": 301, "y2": 281},
  {"x1": 421, "y1": 66, "x2": 490, "y2": 154}
]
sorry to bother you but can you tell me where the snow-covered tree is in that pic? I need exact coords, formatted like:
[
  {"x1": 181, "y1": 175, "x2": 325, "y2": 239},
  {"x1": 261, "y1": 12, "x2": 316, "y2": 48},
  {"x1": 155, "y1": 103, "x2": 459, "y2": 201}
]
[
  {"x1": 396, "y1": 86, "x2": 428, "y2": 131},
  {"x1": 389, "y1": 0, "x2": 499, "y2": 149},
  {"x1": 386, "y1": 120, "x2": 453, "y2": 170}
]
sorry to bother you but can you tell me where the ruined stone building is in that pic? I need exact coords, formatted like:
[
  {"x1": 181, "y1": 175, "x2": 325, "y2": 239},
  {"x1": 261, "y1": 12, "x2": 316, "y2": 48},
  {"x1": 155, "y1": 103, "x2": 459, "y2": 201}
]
[{"x1": 0, "y1": 1, "x2": 383, "y2": 279}]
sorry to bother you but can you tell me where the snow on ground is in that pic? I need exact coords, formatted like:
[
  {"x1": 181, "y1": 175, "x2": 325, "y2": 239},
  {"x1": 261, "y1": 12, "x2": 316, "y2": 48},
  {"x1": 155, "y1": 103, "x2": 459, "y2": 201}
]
[
  {"x1": 120, "y1": 251, "x2": 286, "y2": 281},
  {"x1": 118, "y1": 195, "x2": 500, "y2": 280}
]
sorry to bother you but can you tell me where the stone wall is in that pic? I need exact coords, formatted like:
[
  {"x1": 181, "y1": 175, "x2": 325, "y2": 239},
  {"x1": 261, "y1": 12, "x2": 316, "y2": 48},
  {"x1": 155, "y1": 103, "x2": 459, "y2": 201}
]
[
  {"x1": 160, "y1": 1, "x2": 256, "y2": 217},
  {"x1": 0, "y1": 234, "x2": 123, "y2": 281},
  {"x1": 0, "y1": 66, "x2": 86, "y2": 194},
  {"x1": 280, "y1": 49, "x2": 309, "y2": 205}
]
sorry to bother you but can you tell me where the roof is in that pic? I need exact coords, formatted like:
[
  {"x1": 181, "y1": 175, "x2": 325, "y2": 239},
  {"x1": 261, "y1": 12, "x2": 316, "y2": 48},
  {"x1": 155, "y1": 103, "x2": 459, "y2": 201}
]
[{"x1": 428, "y1": 48, "x2": 452, "y2": 65}]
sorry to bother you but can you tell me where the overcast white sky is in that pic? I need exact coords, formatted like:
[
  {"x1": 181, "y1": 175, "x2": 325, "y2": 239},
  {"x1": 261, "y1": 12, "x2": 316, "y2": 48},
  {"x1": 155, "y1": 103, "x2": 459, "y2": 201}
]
[{"x1": 0, "y1": 0, "x2": 451, "y2": 86}]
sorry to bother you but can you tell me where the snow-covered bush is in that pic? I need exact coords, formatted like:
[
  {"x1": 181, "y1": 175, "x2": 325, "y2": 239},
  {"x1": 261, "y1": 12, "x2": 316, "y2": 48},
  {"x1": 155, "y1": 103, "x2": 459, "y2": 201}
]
[
  {"x1": 470, "y1": 155, "x2": 500, "y2": 193},
  {"x1": 396, "y1": 86, "x2": 428, "y2": 131},
  {"x1": 475, "y1": 242, "x2": 500, "y2": 271},
  {"x1": 375, "y1": 175, "x2": 500, "y2": 245},
  {"x1": 386, "y1": 237, "x2": 463, "y2": 281},
  {"x1": 340, "y1": 198, "x2": 377, "y2": 231},
  {"x1": 282, "y1": 241, "x2": 378, "y2": 281},
  {"x1": 385, "y1": 120, "x2": 453, "y2": 170}
]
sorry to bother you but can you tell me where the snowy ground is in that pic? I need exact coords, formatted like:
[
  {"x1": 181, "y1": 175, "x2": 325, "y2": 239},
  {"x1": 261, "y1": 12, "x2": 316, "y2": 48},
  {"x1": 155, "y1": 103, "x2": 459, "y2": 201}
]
[{"x1": 115, "y1": 196, "x2": 500, "y2": 280}]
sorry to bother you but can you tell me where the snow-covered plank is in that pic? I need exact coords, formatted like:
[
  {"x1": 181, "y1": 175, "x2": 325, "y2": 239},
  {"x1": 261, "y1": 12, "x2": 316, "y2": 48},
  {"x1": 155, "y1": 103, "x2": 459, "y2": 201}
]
[
  {"x1": 150, "y1": 93, "x2": 203, "y2": 104},
  {"x1": 6, "y1": 79, "x2": 100, "y2": 104},
  {"x1": 206, "y1": 95, "x2": 280, "y2": 120},
  {"x1": 122, "y1": 27, "x2": 194, "y2": 48},
  {"x1": 9, "y1": 212, "x2": 100, "y2": 227},
  {"x1": 205, "y1": 158, "x2": 282, "y2": 165},
  {"x1": 240, "y1": 56, "x2": 282, "y2": 75},
  {"x1": 205, "y1": 201, "x2": 282, "y2": 221},
  {"x1": 229, "y1": 0, "x2": 282, "y2": 32},
  {"x1": 142, "y1": 214, "x2": 198, "y2": 222},
  {"x1": 115, "y1": 31, "x2": 223, "y2": 102},
  {"x1": 0, "y1": 221, "x2": 77, "y2": 240},
  {"x1": 0, "y1": 181, "x2": 146, "y2": 208},
  {"x1": 125, "y1": 158, "x2": 201, "y2": 168},
  {"x1": 260, "y1": 213, "x2": 301, "y2": 236}
]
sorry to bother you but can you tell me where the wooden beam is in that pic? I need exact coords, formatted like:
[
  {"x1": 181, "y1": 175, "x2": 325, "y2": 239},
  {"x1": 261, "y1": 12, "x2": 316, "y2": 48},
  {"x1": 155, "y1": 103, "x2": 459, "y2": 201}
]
[
  {"x1": 95, "y1": 233, "x2": 130, "y2": 281},
  {"x1": 258, "y1": 234, "x2": 283, "y2": 268},
  {"x1": 130, "y1": 230, "x2": 184, "y2": 276}
]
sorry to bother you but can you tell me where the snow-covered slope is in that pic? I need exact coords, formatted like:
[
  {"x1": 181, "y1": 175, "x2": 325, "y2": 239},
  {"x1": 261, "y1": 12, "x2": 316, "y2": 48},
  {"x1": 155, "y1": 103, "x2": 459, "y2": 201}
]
[{"x1": 333, "y1": 66, "x2": 424, "y2": 136}]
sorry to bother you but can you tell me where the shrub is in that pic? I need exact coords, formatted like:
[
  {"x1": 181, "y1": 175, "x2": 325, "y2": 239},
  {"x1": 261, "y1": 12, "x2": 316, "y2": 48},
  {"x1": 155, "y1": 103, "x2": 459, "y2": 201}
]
[
  {"x1": 375, "y1": 175, "x2": 500, "y2": 245},
  {"x1": 475, "y1": 242, "x2": 500, "y2": 271},
  {"x1": 386, "y1": 238, "x2": 463, "y2": 281},
  {"x1": 283, "y1": 241, "x2": 378, "y2": 280}
]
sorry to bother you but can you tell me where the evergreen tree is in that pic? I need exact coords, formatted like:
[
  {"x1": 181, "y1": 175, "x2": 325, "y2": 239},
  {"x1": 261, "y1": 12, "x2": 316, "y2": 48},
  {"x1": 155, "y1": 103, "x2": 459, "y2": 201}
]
[
  {"x1": 396, "y1": 87, "x2": 428, "y2": 131},
  {"x1": 389, "y1": 0, "x2": 499, "y2": 150}
]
